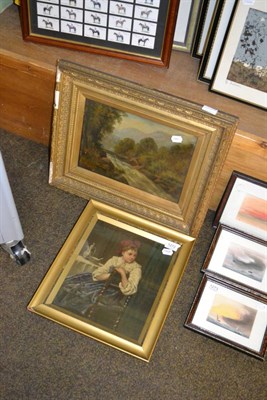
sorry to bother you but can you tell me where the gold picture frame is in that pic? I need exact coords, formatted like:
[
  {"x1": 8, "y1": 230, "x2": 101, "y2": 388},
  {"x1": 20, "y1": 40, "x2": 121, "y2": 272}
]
[
  {"x1": 49, "y1": 60, "x2": 238, "y2": 236},
  {"x1": 28, "y1": 200, "x2": 195, "y2": 361}
]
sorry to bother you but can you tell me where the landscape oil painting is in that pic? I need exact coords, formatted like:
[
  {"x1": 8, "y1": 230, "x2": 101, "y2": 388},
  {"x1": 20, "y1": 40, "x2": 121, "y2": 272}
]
[
  {"x1": 49, "y1": 60, "x2": 238, "y2": 236},
  {"x1": 79, "y1": 99, "x2": 197, "y2": 203}
]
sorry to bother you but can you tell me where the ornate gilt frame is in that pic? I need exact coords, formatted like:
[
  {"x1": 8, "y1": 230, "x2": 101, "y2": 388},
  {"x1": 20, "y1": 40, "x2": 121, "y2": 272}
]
[
  {"x1": 49, "y1": 60, "x2": 238, "y2": 236},
  {"x1": 28, "y1": 200, "x2": 195, "y2": 361}
]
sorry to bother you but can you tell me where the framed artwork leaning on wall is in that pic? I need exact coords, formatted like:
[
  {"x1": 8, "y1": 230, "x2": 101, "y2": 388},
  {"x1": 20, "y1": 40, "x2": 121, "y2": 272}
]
[
  {"x1": 172, "y1": 0, "x2": 202, "y2": 52},
  {"x1": 210, "y1": 0, "x2": 267, "y2": 109},
  {"x1": 19, "y1": 0, "x2": 180, "y2": 67},
  {"x1": 49, "y1": 60, "x2": 238, "y2": 237}
]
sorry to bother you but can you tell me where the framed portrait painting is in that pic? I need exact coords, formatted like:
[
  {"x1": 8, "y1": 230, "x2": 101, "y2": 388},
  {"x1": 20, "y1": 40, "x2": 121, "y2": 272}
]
[
  {"x1": 28, "y1": 200, "x2": 195, "y2": 361},
  {"x1": 210, "y1": 0, "x2": 267, "y2": 109},
  {"x1": 202, "y1": 224, "x2": 267, "y2": 297},
  {"x1": 185, "y1": 275, "x2": 267, "y2": 359},
  {"x1": 49, "y1": 60, "x2": 238, "y2": 237},
  {"x1": 19, "y1": 0, "x2": 180, "y2": 67},
  {"x1": 213, "y1": 171, "x2": 267, "y2": 241}
]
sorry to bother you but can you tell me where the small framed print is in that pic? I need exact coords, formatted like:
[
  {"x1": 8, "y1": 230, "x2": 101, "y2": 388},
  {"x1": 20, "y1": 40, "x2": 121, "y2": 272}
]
[
  {"x1": 185, "y1": 276, "x2": 267, "y2": 360},
  {"x1": 19, "y1": 0, "x2": 180, "y2": 67},
  {"x1": 210, "y1": 0, "x2": 267, "y2": 109},
  {"x1": 214, "y1": 171, "x2": 267, "y2": 242},
  {"x1": 197, "y1": 0, "x2": 237, "y2": 83},
  {"x1": 172, "y1": 0, "x2": 202, "y2": 52},
  {"x1": 202, "y1": 225, "x2": 267, "y2": 297},
  {"x1": 28, "y1": 200, "x2": 195, "y2": 361}
]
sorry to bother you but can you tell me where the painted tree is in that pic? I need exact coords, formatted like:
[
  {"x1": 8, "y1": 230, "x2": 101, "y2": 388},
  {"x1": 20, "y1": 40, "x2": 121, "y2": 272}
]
[
  {"x1": 114, "y1": 138, "x2": 136, "y2": 158},
  {"x1": 236, "y1": 9, "x2": 266, "y2": 69},
  {"x1": 81, "y1": 100, "x2": 125, "y2": 152}
]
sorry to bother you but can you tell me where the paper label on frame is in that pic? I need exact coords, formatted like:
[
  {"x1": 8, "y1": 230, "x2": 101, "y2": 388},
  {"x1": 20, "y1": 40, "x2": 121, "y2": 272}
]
[
  {"x1": 162, "y1": 248, "x2": 173, "y2": 256},
  {"x1": 243, "y1": 0, "x2": 255, "y2": 5},
  {"x1": 202, "y1": 105, "x2": 218, "y2": 115},
  {"x1": 164, "y1": 241, "x2": 181, "y2": 252}
]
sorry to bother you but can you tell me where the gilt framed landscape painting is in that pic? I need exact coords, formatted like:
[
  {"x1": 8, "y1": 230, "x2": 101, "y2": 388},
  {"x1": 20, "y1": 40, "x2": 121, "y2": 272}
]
[
  {"x1": 19, "y1": 0, "x2": 179, "y2": 67},
  {"x1": 28, "y1": 200, "x2": 195, "y2": 361},
  {"x1": 49, "y1": 60, "x2": 238, "y2": 236}
]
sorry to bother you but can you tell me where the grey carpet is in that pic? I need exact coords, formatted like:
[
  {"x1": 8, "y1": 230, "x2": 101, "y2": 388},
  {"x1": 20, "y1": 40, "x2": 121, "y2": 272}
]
[{"x1": 0, "y1": 129, "x2": 266, "y2": 400}]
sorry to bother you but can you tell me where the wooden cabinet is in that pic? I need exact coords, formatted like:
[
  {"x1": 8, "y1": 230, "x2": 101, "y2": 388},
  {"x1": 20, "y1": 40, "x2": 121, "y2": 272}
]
[{"x1": 0, "y1": 5, "x2": 266, "y2": 210}]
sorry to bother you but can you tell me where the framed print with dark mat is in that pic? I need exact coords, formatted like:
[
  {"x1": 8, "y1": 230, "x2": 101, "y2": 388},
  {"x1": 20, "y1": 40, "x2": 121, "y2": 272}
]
[{"x1": 19, "y1": 0, "x2": 179, "y2": 67}]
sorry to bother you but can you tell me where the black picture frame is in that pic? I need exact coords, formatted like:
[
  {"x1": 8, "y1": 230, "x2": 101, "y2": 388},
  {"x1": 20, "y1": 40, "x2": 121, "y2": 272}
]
[
  {"x1": 197, "y1": 0, "x2": 237, "y2": 83},
  {"x1": 191, "y1": 0, "x2": 217, "y2": 59},
  {"x1": 209, "y1": 0, "x2": 267, "y2": 109}
]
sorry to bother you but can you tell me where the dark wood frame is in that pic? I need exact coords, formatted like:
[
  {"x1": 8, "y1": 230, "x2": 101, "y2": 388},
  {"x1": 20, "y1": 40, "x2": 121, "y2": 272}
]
[
  {"x1": 213, "y1": 171, "x2": 267, "y2": 241},
  {"x1": 19, "y1": 0, "x2": 180, "y2": 67},
  {"x1": 202, "y1": 224, "x2": 267, "y2": 298},
  {"x1": 185, "y1": 275, "x2": 267, "y2": 360}
]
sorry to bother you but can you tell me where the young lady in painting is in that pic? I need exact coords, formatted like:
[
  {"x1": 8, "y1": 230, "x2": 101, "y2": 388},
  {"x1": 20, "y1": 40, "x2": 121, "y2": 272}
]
[
  {"x1": 92, "y1": 239, "x2": 142, "y2": 295},
  {"x1": 53, "y1": 240, "x2": 142, "y2": 328}
]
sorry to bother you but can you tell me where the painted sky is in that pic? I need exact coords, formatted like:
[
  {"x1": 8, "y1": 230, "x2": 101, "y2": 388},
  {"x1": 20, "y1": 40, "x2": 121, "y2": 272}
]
[{"x1": 103, "y1": 112, "x2": 197, "y2": 149}]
